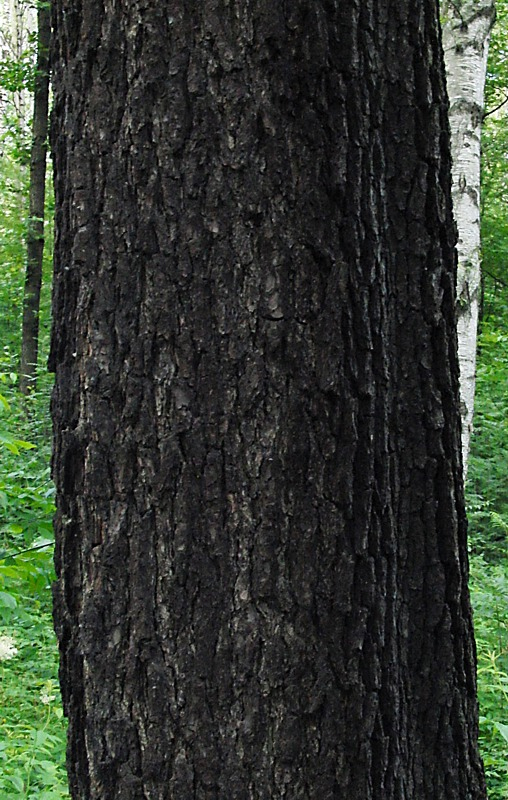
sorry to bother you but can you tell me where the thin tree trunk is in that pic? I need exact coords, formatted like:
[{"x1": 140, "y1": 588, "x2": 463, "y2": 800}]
[
  {"x1": 442, "y1": 0, "x2": 496, "y2": 476},
  {"x1": 50, "y1": 1, "x2": 486, "y2": 798},
  {"x1": 19, "y1": 0, "x2": 50, "y2": 395}
]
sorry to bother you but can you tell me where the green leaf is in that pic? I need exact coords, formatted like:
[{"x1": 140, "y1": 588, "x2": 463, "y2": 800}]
[
  {"x1": 7, "y1": 774, "x2": 24, "y2": 792},
  {"x1": 38, "y1": 760, "x2": 58, "y2": 773},
  {"x1": 0, "y1": 590, "x2": 17, "y2": 609},
  {"x1": 0, "y1": 431, "x2": 36, "y2": 454},
  {"x1": 494, "y1": 721, "x2": 508, "y2": 744},
  {"x1": 2, "y1": 523, "x2": 24, "y2": 535},
  {"x1": 32, "y1": 729, "x2": 50, "y2": 747}
]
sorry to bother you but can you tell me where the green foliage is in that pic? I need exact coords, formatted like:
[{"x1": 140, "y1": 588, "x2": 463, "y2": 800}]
[
  {"x1": 484, "y1": 0, "x2": 508, "y2": 112},
  {"x1": 0, "y1": 382, "x2": 66, "y2": 798},
  {"x1": 481, "y1": 113, "x2": 508, "y2": 293},
  {"x1": 0, "y1": 13, "x2": 36, "y2": 163},
  {"x1": 0, "y1": 420, "x2": 67, "y2": 798},
  {"x1": 0, "y1": 154, "x2": 29, "y2": 343},
  {"x1": 481, "y1": 0, "x2": 508, "y2": 295},
  {"x1": 0, "y1": 153, "x2": 54, "y2": 386},
  {"x1": 0, "y1": 610, "x2": 69, "y2": 798},
  {"x1": 0, "y1": 120, "x2": 64, "y2": 795},
  {"x1": 463, "y1": 5, "x2": 508, "y2": 793},
  {"x1": 468, "y1": 315, "x2": 508, "y2": 559},
  {"x1": 0, "y1": 44, "x2": 36, "y2": 95},
  {"x1": 469, "y1": 0, "x2": 508, "y2": 549},
  {"x1": 0, "y1": 375, "x2": 54, "y2": 616},
  {"x1": 465, "y1": 6, "x2": 508, "y2": 789},
  {"x1": 471, "y1": 557, "x2": 508, "y2": 800}
]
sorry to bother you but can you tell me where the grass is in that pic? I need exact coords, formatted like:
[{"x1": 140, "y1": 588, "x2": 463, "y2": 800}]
[
  {"x1": 467, "y1": 293, "x2": 508, "y2": 797},
  {"x1": 471, "y1": 557, "x2": 508, "y2": 798},
  {"x1": 0, "y1": 614, "x2": 68, "y2": 799},
  {"x1": 0, "y1": 370, "x2": 68, "y2": 799}
]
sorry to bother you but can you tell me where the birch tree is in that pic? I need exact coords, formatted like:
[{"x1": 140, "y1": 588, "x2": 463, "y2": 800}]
[
  {"x1": 442, "y1": 0, "x2": 496, "y2": 475},
  {"x1": 0, "y1": 0, "x2": 36, "y2": 140}
]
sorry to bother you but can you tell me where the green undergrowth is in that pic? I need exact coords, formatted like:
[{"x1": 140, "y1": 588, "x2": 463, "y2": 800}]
[
  {"x1": 470, "y1": 557, "x2": 508, "y2": 799},
  {"x1": 0, "y1": 608, "x2": 68, "y2": 799},
  {"x1": 468, "y1": 306, "x2": 508, "y2": 563},
  {"x1": 0, "y1": 102, "x2": 67, "y2": 795},
  {"x1": 466, "y1": 295, "x2": 508, "y2": 797},
  {"x1": 0, "y1": 379, "x2": 68, "y2": 799},
  {"x1": 0, "y1": 550, "x2": 69, "y2": 799}
]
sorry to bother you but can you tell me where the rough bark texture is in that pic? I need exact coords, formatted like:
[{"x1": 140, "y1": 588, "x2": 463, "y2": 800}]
[
  {"x1": 442, "y1": 0, "x2": 496, "y2": 476},
  {"x1": 19, "y1": 0, "x2": 51, "y2": 394},
  {"x1": 50, "y1": 1, "x2": 486, "y2": 798}
]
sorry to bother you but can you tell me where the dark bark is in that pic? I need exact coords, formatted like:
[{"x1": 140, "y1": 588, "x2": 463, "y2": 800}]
[
  {"x1": 19, "y1": 1, "x2": 51, "y2": 395},
  {"x1": 50, "y1": 1, "x2": 486, "y2": 798}
]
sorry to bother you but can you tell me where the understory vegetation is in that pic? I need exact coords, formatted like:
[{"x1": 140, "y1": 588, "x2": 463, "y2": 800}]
[{"x1": 0, "y1": 5, "x2": 507, "y2": 799}]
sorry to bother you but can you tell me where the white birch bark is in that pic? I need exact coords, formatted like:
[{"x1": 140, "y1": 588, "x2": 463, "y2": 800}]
[
  {"x1": 442, "y1": 0, "x2": 496, "y2": 478},
  {"x1": 0, "y1": 0, "x2": 36, "y2": 134}
]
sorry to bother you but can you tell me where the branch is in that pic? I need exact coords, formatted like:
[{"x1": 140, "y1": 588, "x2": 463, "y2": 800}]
[
  {"x1": 0, "y1": 541, "x2": 53, "y2": 560},
  {"x1": 444, "y1": 0, "x2": 496, "y2": 30},
  {"x1": 483, "y1": 268, "x2": 508, "y2": 288},
  {"x1": 447, "y1": 0, "x2": 466, "y2": 24},
  {"x1": 483, "y1": 94, "x2": 508, "y2": 120}
]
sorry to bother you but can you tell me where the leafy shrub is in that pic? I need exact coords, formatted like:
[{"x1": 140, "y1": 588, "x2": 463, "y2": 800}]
[
  {"x1": 471, "y1": 556, "x2": 508, "y2": 800},
  {"x1": 468, "y1": 314, "x2": 508, "y2": 560},
  {"x1": 0, "y1": 378, "x2": 66, "y2": 798}
]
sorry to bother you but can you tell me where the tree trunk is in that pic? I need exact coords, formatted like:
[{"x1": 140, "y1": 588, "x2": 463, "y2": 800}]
[
  {"x1": 50, "y1": 1, "x2": 486, "y2": 798},
  {"x1": 442, "y1": 0, "x2": 496, "y2": 477},
  {"x1": 19, "y1": 0, "x2": 51, "y2": 395}
]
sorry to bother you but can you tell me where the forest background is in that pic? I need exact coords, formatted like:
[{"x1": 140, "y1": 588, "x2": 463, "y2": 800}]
[{"x1": 0, "y1": 1, "x2": 506, "y2": 798}]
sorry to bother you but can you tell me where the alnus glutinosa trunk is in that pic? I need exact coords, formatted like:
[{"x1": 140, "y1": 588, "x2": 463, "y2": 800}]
[{"x1": 50, "y1": 1, "x2": 486, "y2": 798}]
